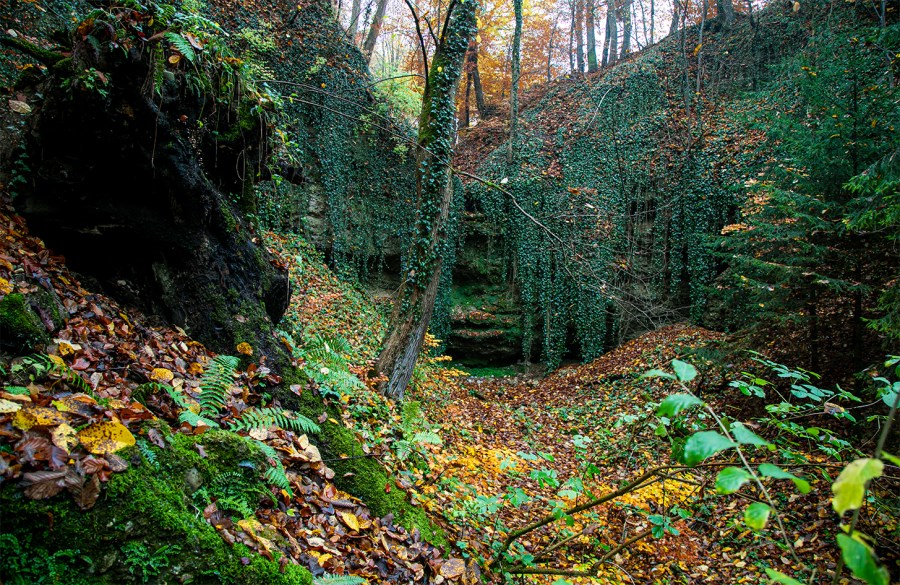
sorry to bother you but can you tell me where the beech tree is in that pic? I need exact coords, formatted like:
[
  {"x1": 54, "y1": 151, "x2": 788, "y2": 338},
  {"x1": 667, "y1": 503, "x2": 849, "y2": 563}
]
[
  {"x1": 375, "y1": 0, "x2": 478, "y2": 399},
  {"x1": 585, "y1": 0, "x2": 598, "y2": 71},
  {"x1": 362, "y1": 0, "x2": 389, "y2": 62},
  {"x1": 508, "y1": 0, "x2": 522, "y2": 162}
]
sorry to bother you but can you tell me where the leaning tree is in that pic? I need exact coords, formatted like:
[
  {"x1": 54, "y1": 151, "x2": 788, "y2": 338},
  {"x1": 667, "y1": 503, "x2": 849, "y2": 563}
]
[{"x1": 375, "y1": 0, "x2": 478, "y2": 400}]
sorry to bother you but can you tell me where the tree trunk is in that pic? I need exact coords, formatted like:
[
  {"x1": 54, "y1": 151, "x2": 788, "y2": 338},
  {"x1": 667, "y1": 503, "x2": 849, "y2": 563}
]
[
  {"x1": 472, "y1": 46, "x2": 487, "y2": 119},
  {"x1": 362, "y1": 0, "x2": 388, "y2": 63},
  {"x1": 464, "y1": 70, "x2": 472, "y2": 127},
  {"x1": 349, "y1": 0, "x2": 361, "y2": 44},
  {"x1": 670, "y1": 0, "x2": 681, "y2": 35},
  {"x1": 621, "y1": 0, "x2": 632, "y2": 55},
  {"x1": 574, "y1": 0, "x2": 585, "y2": 73},
  {"x1": 375, "y1": 0, "x2": 477, "y2": 400},
  {"x1": 568, "y1": 1, "x2": 576, "y2": 73},
  {"x1": 585, "y1": 0, "x2": 598, "y2": 72},
  {"x1": 509, "y1": 0, "x2": 523, "y2": 163},
  {"x1": 716, "y1": 0, "x2": 735, "y2": 27},
  {"x1": 605, "y1": 0, "x2": 617, "y2": 66}
]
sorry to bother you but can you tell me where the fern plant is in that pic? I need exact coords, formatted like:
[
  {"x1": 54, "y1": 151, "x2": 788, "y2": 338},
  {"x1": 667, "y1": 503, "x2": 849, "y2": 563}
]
[
  {"x1": 199, "y1": 355, "x2": 238, "y2": 416},
  {"x1": 298, "y1": 335, "x2": 365, "y2": 399},
  {"x1": 313, "y1": 575, "x2": 368, "y2": 585},
  {"x1": 13, "y1": 354, "x2": 92, "y2": 394},
  {"x1": 254, "y1": 440, "x2": 292, "y2": 496},
  {"x1": 228, "y1": 407, "x2": 320, "y2": 434}
]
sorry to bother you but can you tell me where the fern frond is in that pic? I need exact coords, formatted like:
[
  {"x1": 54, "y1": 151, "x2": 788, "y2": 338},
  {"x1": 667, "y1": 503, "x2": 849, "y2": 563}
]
[
  {"x1": 412, "y1": 430, "x2": 442, "y2": 446},
  {"x1": 165, "y1": 32, "x2": 197, "y2": 63},
  {"x1": 133, "y1": 382, "x2": 172, "y2": 404},
  {"x1": 313, "y1": 575, "x2": 368, "y2": 585},
  {"x1": 228, "y1": 407, "x2": 320, "y2": 434},
  {"x1": 253, "y1": 440, "x2": 292, "y2": 496},
  {"x1": 198, "y1": 355, "x2": 238, "y2": 416},
  {"x1": 136, "y1": 439, "x2": 160, "y2": 469},
  {"x1": 178, "y1": 410, "x2": 220, "y2": 429}
]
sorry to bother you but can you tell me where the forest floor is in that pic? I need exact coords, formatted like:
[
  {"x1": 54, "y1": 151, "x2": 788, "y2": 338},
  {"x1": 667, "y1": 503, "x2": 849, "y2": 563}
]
[{"x1": 1, "y1": 216, "x2": 896, "y2": 584}]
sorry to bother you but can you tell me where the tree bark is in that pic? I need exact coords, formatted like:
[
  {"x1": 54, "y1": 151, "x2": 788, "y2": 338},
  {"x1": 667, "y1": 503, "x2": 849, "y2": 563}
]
[
  {"x1": 604, "y1": 0, "x2": 617, "y2": 66},
  {"x1": 574, "y1": 0, "x2": 585, "y2": 73},
  {"x1": 669, "y1": 0, "x2": 681, "y2": 35},
  {"x1": 362, "y1": 0, "x2": 388, "y2": 63},
  {"x1": 716, "y1": 0, "x2": 735, "y2": 28},
  {"x1": 585, "y1": 0, "x2": 598, "y2": 72},
  {"x1": 621, "y1": 0, "x2": 632, "y2": 55},
  {"x1": 375, "y1": 0, "x2": 477, "y2": 400},
  {"x1": 349, "y1": 0, "x2": 361, "y2": 44},
  {"x1": 509, "y1": 0, "x2": 523, "y2": 163}
]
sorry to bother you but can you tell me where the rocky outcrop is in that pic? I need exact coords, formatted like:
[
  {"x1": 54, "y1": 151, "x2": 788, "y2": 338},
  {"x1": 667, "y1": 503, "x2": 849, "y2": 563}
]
[{"x1": 1, "y1": 18, "x2": 289, "y2": 359}]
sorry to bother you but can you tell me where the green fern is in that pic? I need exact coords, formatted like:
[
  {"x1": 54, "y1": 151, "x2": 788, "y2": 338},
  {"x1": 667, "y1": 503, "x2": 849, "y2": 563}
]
[
  {"x1": 228, "y1": 407, "x2": 320, "y2": 434},
  {"x1": 17, "y1": 354, "x2": 92, "y2": 394},
  {"x1": 313, "y1": 574, "x2": 368, "y2": 585},
  {"x1": 136, "y1": 439, "x2": 160, "y2": 470},
  {"x1": 178, "y1": 410, "x2": 220, "y2": 429},
  {"x1": 412, "y1": 430, "x2": 442, "y2": 446},
  {"x1": 133, "y1": 382, "x2": 172, "y2": 405},
  {"x1": 254, "y1": 440, "x2": 292, "y2": 496},
  {"x1": 198, "y1": 355, "x2": 238, "y2": 416},
  {"x1": 165, "y1": 32, "x2": 197, "y2": 63}
]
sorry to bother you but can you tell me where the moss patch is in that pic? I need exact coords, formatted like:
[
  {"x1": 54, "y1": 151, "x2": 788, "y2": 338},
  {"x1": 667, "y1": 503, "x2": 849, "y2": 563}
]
[
  {"x1": 0, "y1": 293, "x2": 50, "y2": 353},
  {"x1": 0, "y1": 428, "x2": 312, "y2": 585},
  {"x1": 283, "y1": 376, "x2": 447, "y2": 547}
]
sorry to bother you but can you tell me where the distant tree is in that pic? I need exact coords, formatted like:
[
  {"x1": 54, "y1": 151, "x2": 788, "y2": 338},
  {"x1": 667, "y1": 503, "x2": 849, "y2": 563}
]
[
  {"x1": 575, "y1": 0, "x2": 585, "y2": 72},
  {"x1": 621, "y1": 0, "x2": 632, "y2": 55},
  {"x1": 602, "y1": 0, "x2": 617, "y2": 66},
  {"x1": 375, "y1": 0, "x2": 477, "y2": 400},
  {"x1": 509, "y1": 0, "x2": 522, "y2": 162},
  {"x1": 362, "y1": 0, "x2": 389, "y2": 62},
  {"x1": 585, "y1": 0, "x2": 598, "y2": 72}
]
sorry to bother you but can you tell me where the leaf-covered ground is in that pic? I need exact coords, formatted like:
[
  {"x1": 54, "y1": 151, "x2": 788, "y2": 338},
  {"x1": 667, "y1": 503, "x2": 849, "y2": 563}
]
[{"x1": 1, "y1": 197, "x2": 896, "y2": 583}]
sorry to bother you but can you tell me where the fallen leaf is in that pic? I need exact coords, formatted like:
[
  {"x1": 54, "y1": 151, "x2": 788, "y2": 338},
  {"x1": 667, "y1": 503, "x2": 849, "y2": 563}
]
[
  {"x1": 77, "y1": 420, "x2": 136, "y2": 455},
  {"x1": 51, "y1": 423, "x2": 79, "y2": 452},
  {"x1": 339, "y1": 511, "x2": 360, "y2": 532},
  {"x1": 150, "y1": 368, "x2": 174, "y2": 383}
]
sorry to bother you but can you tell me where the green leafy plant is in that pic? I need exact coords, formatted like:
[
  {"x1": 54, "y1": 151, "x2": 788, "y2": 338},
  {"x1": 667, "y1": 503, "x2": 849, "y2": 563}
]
[
  {"x1": 313, "y1": 574, "x2": 368, "y2": 585},
  {"x1": 228, "y1": 407, "x2": 320, "y2": 434}
]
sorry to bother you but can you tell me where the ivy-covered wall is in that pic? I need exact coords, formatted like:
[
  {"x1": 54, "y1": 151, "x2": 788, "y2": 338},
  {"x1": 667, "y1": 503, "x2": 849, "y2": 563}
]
[{"x1": 458, "y1": 3, "x2": 816, "y2": 368}]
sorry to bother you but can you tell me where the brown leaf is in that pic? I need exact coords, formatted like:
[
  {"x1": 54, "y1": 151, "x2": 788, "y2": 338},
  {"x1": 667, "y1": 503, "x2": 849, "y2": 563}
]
[
  {"x1": 21, "y1": 469, "x2": 68, "y2": 499},
  {"x1": 147, "y1": 427, "x2": 166, "y2": 449},
  {"x1": 440, "y1": 558, "x2": 466, "y2": 580},
  {"x1": 76, "y1": 474, "x2": 101, "y2": 509},
  {"x1": 105, "y1": 453, "x2": 129, "y2": 472}
]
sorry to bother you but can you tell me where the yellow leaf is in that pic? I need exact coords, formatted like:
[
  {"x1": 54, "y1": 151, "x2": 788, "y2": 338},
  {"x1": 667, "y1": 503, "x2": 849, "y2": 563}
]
[
  {"x1": 0, "y1": 398, "x2": 21, "y2": 413},
  {"x1": 51, "y1": 423, "x2": 79, "y2": 452},
  {"x1": 48, "y1": 355, "x2": 66, "y2": 369},
  {"x1": 13, "y1": 405, "x2": 69, "y2": 430},
  {"x1": 693, "y1": 43, "x2": 702, "y2": 56},
  {"x1": 188, "y1": 362, "x2": 204, "y2": 375},
  {"x1": 0, "y1": 277, "x2": 12, "y2": 295},
  {"x1": 77, "y1": 420, "x2": 136, "y2": 455},
  {"x1": 236, "y1": 342, "x2": 253, "y2": 356},
  {"x1": 339, "y1": 511, "x2": 360, "y2": 532},
  {"x1": 56, "y1": 340, "x2": 81, "y2": 356},
  {"x1": 150, "y1": 368, "x2": 174, "y2": 383}
]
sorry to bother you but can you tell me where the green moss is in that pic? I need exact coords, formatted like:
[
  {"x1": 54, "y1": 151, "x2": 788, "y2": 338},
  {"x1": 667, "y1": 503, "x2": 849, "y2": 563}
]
[
  {"x1": 0, "y1": 428, "x2": 311, "y2": 585},
  {"x1": 0, "y1": 293, "x2": 50, "y2": 353},
  {"x1": 283, "y1": 375, "x2": 447, "y2": 547}
]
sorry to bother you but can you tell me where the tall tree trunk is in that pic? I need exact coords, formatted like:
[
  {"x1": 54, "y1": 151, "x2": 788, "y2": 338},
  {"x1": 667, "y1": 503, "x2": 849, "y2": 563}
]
[
  {"x1": 471, "y1": 42, "x2": 487, "y2": 119},
  {"x1": 349, "y1": 0, "x2": 362, "y2": 44},
  {"x1": 650, "y1": 0, "x2": 655, "y2": 44},
  {"x1": 509, "y1": 0, "x2": 523, "y2": 163},
  {"x1": 716, "y1": 0, "x2": 735, "y2": 27},
  {"x1": 606, "y1": 0, "x2": 618, "y2": 66},
  {"x1": 574, "y1": 0, "x2": 585, "y2": 73},
  {"x1": 375, "y1": 0, "x2": 477, "y2": 400},
  {"x1": 568, "y1": 0, "x2": 576, "y2": 72},
  {"x1": 464, "y1": 70, "x2": 472, "y2": 127},
  {"x1": 601, "y1": 1, "x2": 611, "y2": 66},
  {"x1": 621, "y1": 0, "x2": 632, "y2": 55},
  {"x1": 362, "y1": 0, "x2": 388, "y2": 63},
  {"x1": 669, "y1": 0, "x2": 681, "y2": 35},
  {"x1": 585, "y1": 0, "x2": 598, "y2": 72}
]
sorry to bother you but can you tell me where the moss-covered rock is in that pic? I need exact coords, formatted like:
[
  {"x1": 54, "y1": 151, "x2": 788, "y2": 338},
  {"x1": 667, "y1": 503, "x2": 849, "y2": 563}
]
[
  {"x1": 0, "y1": 292, "x2": 50, "y2": 353},
  {"x1": 283, "y1": 376, "x2": 447, "y2": 547},
  {"x1": 0, "y1": 428, "x2": 312, "y2": 585}
]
